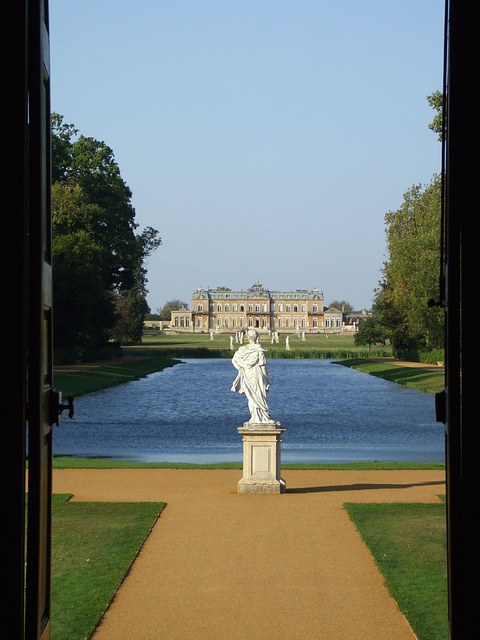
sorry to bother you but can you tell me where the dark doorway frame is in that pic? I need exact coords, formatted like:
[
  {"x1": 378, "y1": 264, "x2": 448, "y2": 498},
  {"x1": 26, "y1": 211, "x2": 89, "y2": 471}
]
[{"x1": 2, "y1": 1, "x2": 479, "y2": 638}]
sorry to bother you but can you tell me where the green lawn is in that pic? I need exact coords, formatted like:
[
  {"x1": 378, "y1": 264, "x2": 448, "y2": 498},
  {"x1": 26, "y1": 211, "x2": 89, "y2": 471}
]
[
  {"x1": 52, "y1": 457, "x2": 444, "y2": 470},
  {"x1": 345, "y1": 500, "x2": 448, "y2": 640},
  {"x1": 51, "y1": 495, "x2": 165, "y2": 640},
  {"x1": 336, "y1": 358, "x2": 445, "y2": 394}
]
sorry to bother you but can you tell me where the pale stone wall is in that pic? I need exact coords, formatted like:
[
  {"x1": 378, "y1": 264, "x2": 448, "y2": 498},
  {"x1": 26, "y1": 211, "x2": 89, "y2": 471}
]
[{"x1": 170, "y1": 308, "x2": 193, "y2": 332}]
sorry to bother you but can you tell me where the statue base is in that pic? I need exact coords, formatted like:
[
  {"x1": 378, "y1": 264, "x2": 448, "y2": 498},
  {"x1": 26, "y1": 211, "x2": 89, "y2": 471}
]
[{"x1": 237, "y1": 422, "x2": 286, "y2": 494}]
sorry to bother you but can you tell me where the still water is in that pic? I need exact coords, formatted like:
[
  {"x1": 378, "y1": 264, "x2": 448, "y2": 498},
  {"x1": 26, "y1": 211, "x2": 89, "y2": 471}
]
[{"x1": 53, "y1": 359, "x2": 444, "y2": 464}]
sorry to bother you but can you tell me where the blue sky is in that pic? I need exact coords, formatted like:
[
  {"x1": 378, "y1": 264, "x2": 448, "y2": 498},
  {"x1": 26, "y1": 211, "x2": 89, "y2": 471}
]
[{"x1": 50, "y1": 1, "x2": 445, "y2": 311}]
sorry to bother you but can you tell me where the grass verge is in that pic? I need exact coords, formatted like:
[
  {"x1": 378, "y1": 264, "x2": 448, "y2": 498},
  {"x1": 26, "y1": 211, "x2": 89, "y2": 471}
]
[
  {"x1": 344, "y1": 500, "x2": 447, "y2": 640},
  {"x1": 53, "y1": 355, "x2": 179, "y2": 397},
  {"x1": 52, "y1": 457, "x2": 444, "y2": 470},
  {"x1": 51, "y1": 494, "x2": 165, "y2": 640},
  {"x1": 335, "y1": 358, "x2": 445, "y2": 394}
]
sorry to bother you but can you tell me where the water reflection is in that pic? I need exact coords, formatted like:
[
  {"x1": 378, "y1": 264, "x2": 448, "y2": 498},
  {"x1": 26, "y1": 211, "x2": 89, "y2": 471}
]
[{"x1": 54, "y1": 359, "x2": 444, "y2": 464}]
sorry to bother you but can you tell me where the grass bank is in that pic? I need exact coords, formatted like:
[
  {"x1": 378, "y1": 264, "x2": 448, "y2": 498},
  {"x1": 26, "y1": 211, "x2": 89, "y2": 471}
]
[
  {"x1": 52, "y1": 457, "x2": 444, "y2": 470},
  {"x1": 335, "y1": 358, "x2": 445, "y2": 394},
  {"x1": 53, "y1": 355, "x2": 179, "y2": 397},
  {"x1": 345, "y1": 500, "x2": 447, "y2": 640},
  {"x1": 51, "y1": 495, "x2": 165, "y2": 640}
]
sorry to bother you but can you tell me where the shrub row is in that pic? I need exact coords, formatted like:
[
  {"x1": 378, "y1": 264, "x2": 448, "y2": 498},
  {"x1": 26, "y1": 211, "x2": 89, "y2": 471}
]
[{"x1": 131, "y1": 347, "x2": 392, "y2": 360}]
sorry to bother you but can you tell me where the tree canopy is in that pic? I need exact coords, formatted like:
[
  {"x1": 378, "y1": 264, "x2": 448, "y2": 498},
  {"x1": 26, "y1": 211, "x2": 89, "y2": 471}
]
[
  {"x1": 51, "y1": 114, "x2": 161, "y2": 358},
  {"x1": 328, "y1": 300, "x2": 353, "y2": 313},
  {"x1": 159, "y1": 300, "x2": 189, "y2": 321},
  {"x1": 368, "y1": 94, "x2": 445, "y2": 361},
  {"x1": 375, "y1": 175, "x2": 444, "y2": 356}
]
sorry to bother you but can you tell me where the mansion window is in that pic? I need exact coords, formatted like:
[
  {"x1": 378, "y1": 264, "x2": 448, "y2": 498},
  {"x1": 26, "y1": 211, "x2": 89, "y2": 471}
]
[
  {"x1": 313, "y1": 304, "x2": 318, "y2": 313},
  {"x1": 248, "y1": 317, "x2": 253, "y2": 327},
  {"x1": 217, "y1": 304, "x2": 222, "y2": 312},
  {"x1": 233, "y1": 304, "x2": 237, "y2": 311},
  {"x1": 278, "y1": 304, "x2": 283, "y2": 312},
  {"x1": 225, "y1": 304, "x2": 230, "y2": 312},
  {"x1": 233, "y1": 317, "x2": 237, "y2": 327},
  {"x1": 217, "y1": 317, "x2": 222, "y2": 327},
  {"x1": 294, "y1": 304, "x2": 298, "y2": 312},
  {"x1": 313, "y1": 317, "x2": 318, "y2": 328},
  {"x1": 248, "y1": 304, "x2": 253, "y2": 312},
  {"x1": 294, "y1": 318, "x2": 298, "y2": 328},
  {"x1": 255, "y1": 304, "x2": 260, "y2": 312},
  {"x1": 262, "y1": 317, "x2": 267, "y2": 328},
  {"x1": 301, "y1": 304, "x2": 306, "y2": 312},
  {"x1": 197, "y1": 303, "x2": 203, "y2": 312},
  {"x1": 198, "y1": 317, "x2": 203, "y2": 327},
  {"x1": 286, "y1": 304, "x2": 291, "y2": 312},
  {"x1": 240, "y1": 317, "x2": 245, "y2": 327},
  {"x1": 278, "y1": 318, "x2": 283, "y2": 327},
  {"x1": 262, "y1": 303, "x2": 267, "y2": 312},
  {"x1": 286, "y1": 318, "x2": 291, "y2": 327},
  {"x1": 240, "y1": 304, "x2": 245, "y2": 312},
  {"x1": 301, "y1": 318, "x2": 306, "y2": 328},
  {"x1": 225, "y1": 317, "x2": 229, "y2": 327}
]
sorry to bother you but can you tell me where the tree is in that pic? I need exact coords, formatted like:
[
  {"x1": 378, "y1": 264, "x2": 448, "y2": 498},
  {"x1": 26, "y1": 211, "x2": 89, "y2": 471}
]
[
  {"x1": 377, "y1": 175, "x2": 444, "y2": 355},
  {"x1": 159, "y1": 300, "x2": 189, "y2": 320},
  {"x1": 354, "y1": 317, "x2": 386, "y2": 350},
  {"x1": 328, "y1": 300, "x2": 353, "y2": 312},
  {"x1": 111, "y1": 286, "x2": 150, "y2": 344},
  {"x1": 427, "y1": 90, "x2": 445, "y2": 142},
  {"x1": 51, "y1": 114, "x2": 161, "y2": 356}
]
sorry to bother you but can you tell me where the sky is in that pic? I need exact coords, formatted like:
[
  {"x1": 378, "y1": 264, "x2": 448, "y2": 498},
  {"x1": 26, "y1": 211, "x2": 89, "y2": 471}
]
[{"x1": 49, "y1": 0, "x2": 445, "y2": 312}]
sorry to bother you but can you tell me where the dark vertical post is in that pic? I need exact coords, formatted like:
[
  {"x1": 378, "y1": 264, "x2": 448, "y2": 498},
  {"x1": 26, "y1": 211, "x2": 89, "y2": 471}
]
[
  {"x1": 25, "y1": 0, "x2": 54, "y2": 638},
  {"x1": 1, "y1": 2, "x2": 29, "y2": 638},
  {"x1": 445, "y1": 1, "x2": 480, "y2": 637}
]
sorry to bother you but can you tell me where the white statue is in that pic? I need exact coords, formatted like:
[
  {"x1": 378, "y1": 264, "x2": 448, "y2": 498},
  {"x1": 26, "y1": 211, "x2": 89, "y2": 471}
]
[
  {"x1": 230, "y1": 336, "x2": 234, "y2": 350},
  {"x1": 231, "y1": 329, "x2": 274, "y2": 424},
  {"x1": 285, "y1": 336, "x2": 290, "y2": 350}
]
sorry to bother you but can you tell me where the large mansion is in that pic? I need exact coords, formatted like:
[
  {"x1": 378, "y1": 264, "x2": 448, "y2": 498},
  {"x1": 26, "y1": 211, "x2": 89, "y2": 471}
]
[{"x1": 169, "y1": 283, "x2": 362, "y2": 334}]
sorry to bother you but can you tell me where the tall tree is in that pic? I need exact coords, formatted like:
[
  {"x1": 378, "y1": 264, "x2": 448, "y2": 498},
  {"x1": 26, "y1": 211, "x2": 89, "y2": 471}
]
[
  {"x1": 51, "y1": 114, "x2": 161, "y2": 357},
  {"x1": 378, "y1": 175, "x2": 444, "y2": 354}
]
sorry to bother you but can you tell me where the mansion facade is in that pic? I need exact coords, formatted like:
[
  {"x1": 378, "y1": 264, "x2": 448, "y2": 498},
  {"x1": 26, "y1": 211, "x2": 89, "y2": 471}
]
[{"x1": 171, "y1": 283, "x2": 341, "y2": 334}]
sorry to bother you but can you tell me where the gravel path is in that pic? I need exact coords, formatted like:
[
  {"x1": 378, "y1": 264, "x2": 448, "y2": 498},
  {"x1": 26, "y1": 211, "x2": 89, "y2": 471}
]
[{"x1": 52, "y1": 468, "x2": 445, "y2": 639}]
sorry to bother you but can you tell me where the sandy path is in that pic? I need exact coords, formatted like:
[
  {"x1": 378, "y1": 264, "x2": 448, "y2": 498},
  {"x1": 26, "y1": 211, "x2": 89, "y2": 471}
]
[{"x1": 52, "y1": 469, "x2": 445, "y2": 639}]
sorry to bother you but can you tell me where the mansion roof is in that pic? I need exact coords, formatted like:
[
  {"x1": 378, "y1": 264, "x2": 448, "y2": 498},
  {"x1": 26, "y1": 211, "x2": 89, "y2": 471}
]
[{"x1": 192, "y1": 283, "x2": 324, "y2": 301}]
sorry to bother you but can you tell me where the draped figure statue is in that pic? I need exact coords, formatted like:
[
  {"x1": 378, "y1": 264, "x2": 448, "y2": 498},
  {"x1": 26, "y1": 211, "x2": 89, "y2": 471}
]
[{"x1": 231, "y1": 329, "x2": 274, "y2": 424}]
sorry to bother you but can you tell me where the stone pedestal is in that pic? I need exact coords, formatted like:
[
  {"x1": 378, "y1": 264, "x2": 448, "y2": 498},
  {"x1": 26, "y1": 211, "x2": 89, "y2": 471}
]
[{"x1": 237, "y1": 422, "x2": 286, "y2": 494}]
